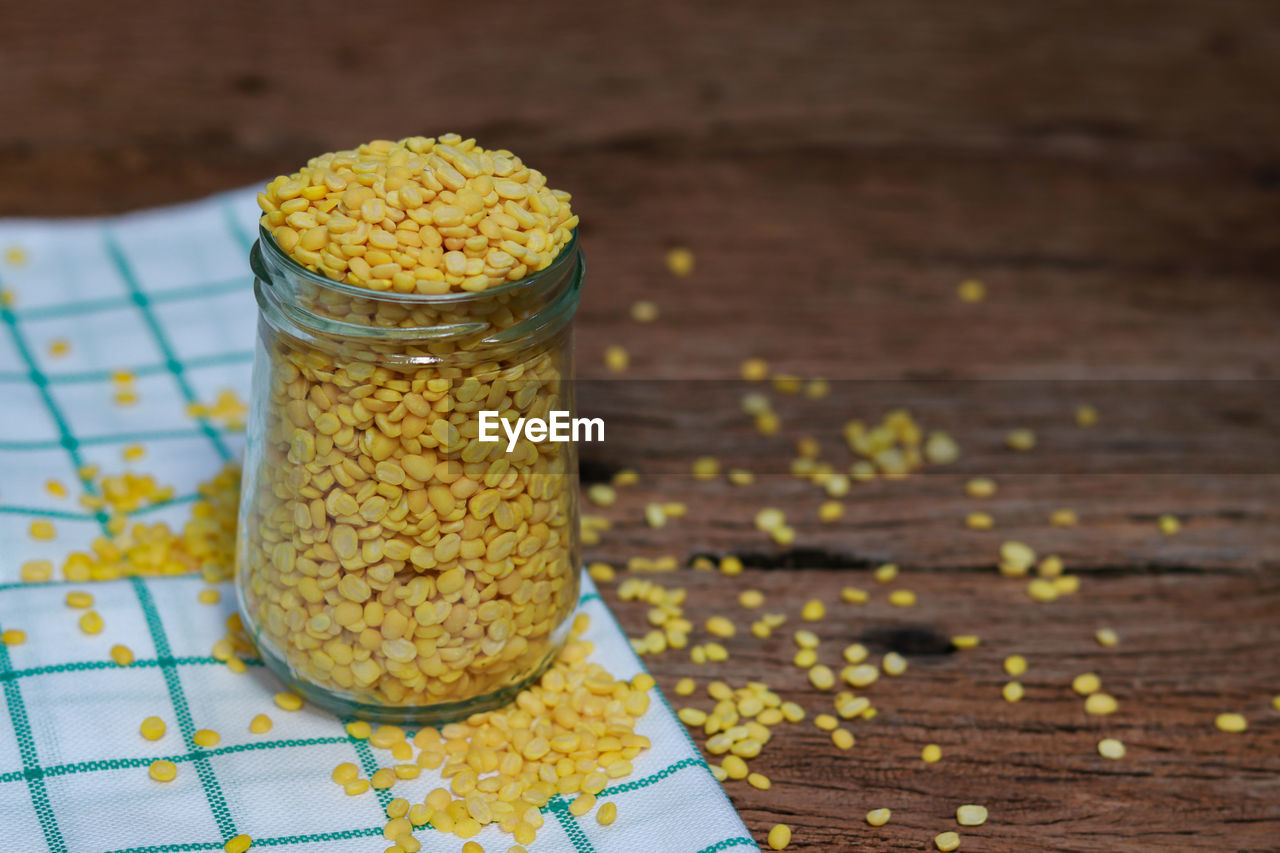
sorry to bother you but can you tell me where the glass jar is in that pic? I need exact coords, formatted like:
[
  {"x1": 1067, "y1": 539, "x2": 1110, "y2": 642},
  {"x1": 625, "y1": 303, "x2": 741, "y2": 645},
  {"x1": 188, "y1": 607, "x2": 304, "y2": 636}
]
[{"x1": 236, "y1": 225, "x2": 584, "y2": 723}]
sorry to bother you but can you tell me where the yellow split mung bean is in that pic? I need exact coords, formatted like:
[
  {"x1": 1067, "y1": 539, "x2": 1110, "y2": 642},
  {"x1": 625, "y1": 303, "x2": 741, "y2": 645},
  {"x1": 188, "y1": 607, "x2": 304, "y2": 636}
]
[
  {"x1": 957, "y1": 279, "x2": 985, "y2": 302},
  {"x1": 1097, "y1": 738, "x2": 1126, "y2": 759},
  {"x1": 140, "y1": 716, "x2": 166, "y2": 740},
  {"x1": 965, "y1": 512, "x2": 994, "y2": 530},
  {"x1": 1050, "y1": 507, "x2": 1078, "y2": 527},
  {"x1": 809, "y1": 664, "x2": 835, "y2": 691},
  {"x1": 193, "y1": 729, "x2": 221, "y2": 747},
  {"x1": 888, "y1": 589, "x2": 916, "y2": 607},
  {"x1": 1072, "y1": 673, "x2": 1101, "y2": 695},
  {"x1": 842, "y1": 664, "x2": 878, "y2": 688},
  {"x1": 842, "y1": 643, "x2": 868, "y2": 664},
  {"x1": 840, "y1": 586, "x2": 867, "y2": 604},
  {"x1": 1084, "y1": 693, "x2": 1118, "y2": 715},
  {"x1": 630, "y1": 300, "x2": 659, "y2": 323},
  {"x1": 223, "y1": 834, "x2": 252, "y2": 853},
  {"x1": 1006, "y1": 429, "x2": 1036, "y2": 451},
  {"x1": 801, "y1": 599, "x2": 825, "y2": 621},
  {"x1": 148, "y1": 759, "x2": 177, "y2": 782},
  {"x1": 935, "y1": 830, "x2": 962, "y2": 851},
  {"x1": 965, "y1": 478, "x2": 996, "y2": 498},
  {"x1": 20, "y1": 559, "x2": 53, "y2": 583},
  {"x1": 1215, "y1": 712, "x2": 1247, "y2": 733}
]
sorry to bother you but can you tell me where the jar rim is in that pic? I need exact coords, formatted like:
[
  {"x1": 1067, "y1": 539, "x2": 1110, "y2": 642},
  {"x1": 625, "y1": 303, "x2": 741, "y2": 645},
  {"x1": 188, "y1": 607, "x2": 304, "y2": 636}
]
[
  {"x1": 252, "y1": 223, "x2": 580, "y2": 307},
  {"x1": 250, "y1": 223, "x2": 584, "y2": 350}
]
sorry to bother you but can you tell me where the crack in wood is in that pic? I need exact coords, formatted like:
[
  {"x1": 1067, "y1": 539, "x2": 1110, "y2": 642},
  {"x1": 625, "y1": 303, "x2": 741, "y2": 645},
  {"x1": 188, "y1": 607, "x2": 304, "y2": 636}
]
[{"x1": 686, "y1": 548, "x2": 1269, "y2": 578}]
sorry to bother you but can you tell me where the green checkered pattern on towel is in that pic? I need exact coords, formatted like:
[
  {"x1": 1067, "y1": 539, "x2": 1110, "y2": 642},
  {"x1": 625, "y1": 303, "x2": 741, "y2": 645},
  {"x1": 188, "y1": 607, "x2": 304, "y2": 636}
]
[{"x1": 0, "y1": 189, "x2": 758, "y2": 853}]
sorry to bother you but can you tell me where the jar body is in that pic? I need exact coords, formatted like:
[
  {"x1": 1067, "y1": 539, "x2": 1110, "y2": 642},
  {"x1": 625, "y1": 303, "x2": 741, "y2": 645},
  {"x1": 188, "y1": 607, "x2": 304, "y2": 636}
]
[{"x1": 236, "y1": 232, "x2": 583, "y2": 723}]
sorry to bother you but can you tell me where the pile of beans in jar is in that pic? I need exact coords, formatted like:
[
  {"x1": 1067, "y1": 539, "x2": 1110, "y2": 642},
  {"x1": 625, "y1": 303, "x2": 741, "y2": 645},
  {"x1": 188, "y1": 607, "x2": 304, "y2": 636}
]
[{"x1": 243, "y1": 135, "x2": 581, "y2": 708}]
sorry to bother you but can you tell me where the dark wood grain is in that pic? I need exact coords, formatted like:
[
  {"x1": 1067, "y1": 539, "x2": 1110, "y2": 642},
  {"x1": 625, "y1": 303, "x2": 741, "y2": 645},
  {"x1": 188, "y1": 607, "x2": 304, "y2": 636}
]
[{"x1": 3, "y1": 2, "x2": 1279, "y2": 850}]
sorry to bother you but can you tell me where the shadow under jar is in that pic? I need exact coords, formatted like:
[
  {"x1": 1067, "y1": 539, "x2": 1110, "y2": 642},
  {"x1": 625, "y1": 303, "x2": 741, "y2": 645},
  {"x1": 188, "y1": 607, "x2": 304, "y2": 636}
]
[{"x1": 236, "y1": 226, "x2": 584, "y2": 723}]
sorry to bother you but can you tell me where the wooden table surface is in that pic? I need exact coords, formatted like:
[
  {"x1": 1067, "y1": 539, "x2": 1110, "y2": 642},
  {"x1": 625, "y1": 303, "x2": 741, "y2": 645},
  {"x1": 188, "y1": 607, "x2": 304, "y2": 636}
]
[{"x1": 5, "y1": 2, "x2": 1279, "y2": 850}]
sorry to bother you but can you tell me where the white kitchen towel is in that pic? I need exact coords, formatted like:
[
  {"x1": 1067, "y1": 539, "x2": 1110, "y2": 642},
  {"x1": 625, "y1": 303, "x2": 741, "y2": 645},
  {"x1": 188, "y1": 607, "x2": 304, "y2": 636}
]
[{"x1": 0, "y1": 189, "x2": 758, "y2": 853}]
